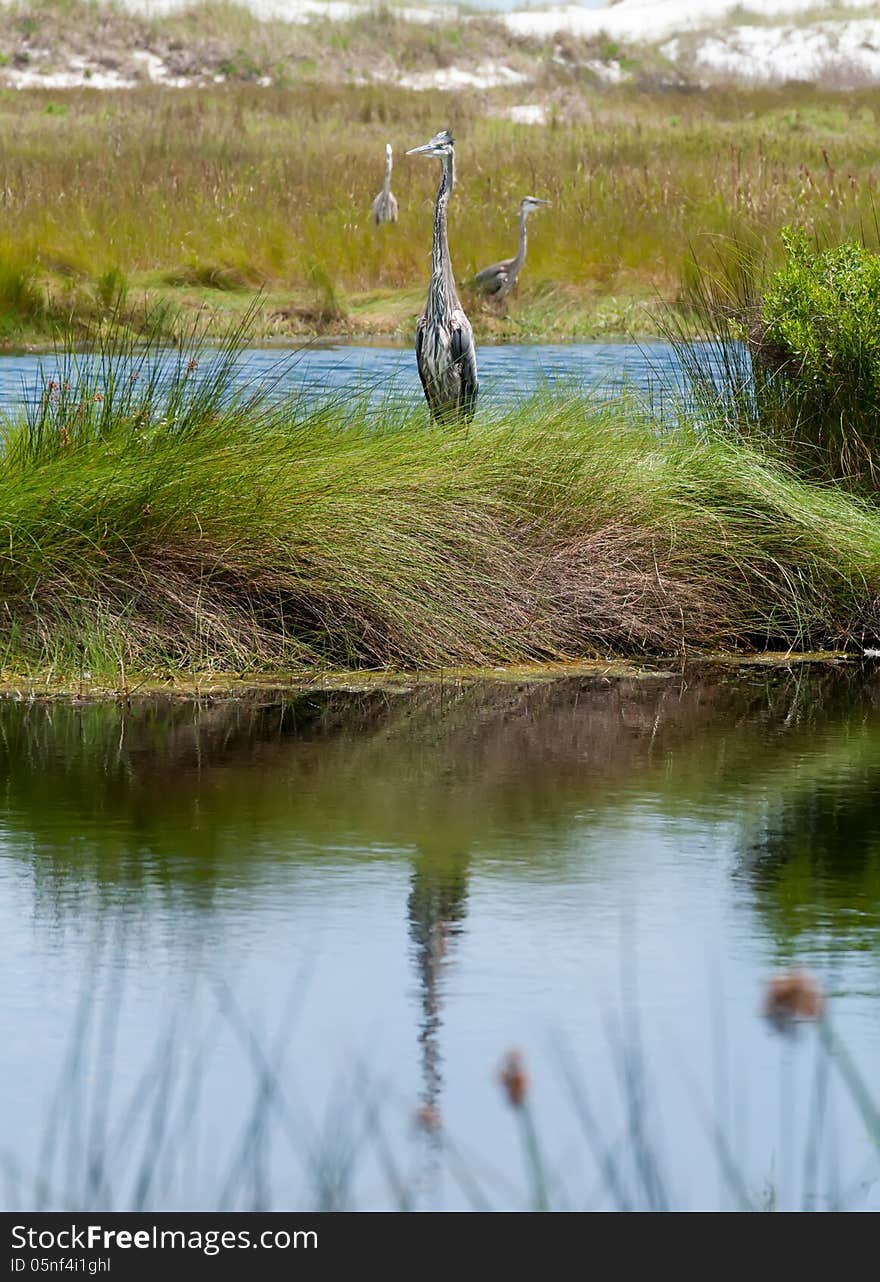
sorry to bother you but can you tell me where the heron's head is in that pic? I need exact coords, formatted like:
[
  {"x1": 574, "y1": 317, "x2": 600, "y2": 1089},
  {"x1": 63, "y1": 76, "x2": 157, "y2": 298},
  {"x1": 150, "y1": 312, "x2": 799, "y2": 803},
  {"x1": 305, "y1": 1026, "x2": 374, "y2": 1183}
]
[
  {"x1": 385, "y1": 142, "x2": 393, "y2": 160},
  {"x1": 407, "y1": 129, "x2": 455, "y2": 160},
  {"x1": 520, "y1": 196, "x2": 551, "y2": 217}
]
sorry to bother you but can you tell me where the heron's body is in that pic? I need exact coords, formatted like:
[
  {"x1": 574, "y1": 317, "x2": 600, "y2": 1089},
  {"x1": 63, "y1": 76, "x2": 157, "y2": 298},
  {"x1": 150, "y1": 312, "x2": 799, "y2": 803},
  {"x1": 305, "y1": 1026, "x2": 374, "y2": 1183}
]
[
  {"x1": 415, "y1": 309, "x2": 477, "y2": 424},
  {"x1": 372, "y1": 143, "x2": 398, "y2": 225},
  {"x1": 407, "y1": 131, "x2": 478, "y2": 424},
  {"x1": 472, "y1": 196, "x2": 550, "y2": 299}
]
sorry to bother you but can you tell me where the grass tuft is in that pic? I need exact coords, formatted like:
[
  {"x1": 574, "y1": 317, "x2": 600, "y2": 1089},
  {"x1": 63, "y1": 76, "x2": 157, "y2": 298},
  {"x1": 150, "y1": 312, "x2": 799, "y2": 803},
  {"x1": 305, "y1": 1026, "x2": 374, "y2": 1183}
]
[{"x1": 2, "y1": 324, "x2": 880, "y2": 679}]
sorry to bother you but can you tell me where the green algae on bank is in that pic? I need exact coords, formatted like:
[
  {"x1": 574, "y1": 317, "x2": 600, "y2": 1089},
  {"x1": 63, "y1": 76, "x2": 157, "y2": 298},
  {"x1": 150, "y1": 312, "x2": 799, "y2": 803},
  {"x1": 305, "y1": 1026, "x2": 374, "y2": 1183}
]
[{"x1": 0, "y1": 651, "x2": 860, "y2": 704}]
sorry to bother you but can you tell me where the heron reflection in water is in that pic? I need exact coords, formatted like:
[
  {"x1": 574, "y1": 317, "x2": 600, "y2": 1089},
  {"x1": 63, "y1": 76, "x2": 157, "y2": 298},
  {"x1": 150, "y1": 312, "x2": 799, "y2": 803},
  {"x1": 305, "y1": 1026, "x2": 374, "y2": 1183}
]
[{"x1": 407, "y1": 851, "x2": 470, "y2": 1143}]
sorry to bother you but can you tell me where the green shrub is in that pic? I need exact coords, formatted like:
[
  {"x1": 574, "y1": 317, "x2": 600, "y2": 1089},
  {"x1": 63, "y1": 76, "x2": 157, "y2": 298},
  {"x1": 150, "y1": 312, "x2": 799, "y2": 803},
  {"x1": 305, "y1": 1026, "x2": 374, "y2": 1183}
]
[
  {"x1": 0, "y1": 257, "x2": 44, "y2": 320},
  {"x1": 670, "y1": 231, "x2": 880, "y2": 492},
  {"x1": 94, "y1": 266, "x2": 128, "y2": 313},
  {"x1": 753, "y1": 231, "x2": 880, "y2": 486}
]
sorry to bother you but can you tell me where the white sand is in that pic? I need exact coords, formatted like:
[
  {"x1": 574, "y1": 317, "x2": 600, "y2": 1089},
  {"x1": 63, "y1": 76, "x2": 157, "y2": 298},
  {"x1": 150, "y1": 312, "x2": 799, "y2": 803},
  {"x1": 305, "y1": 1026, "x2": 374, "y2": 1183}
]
[
  {"x1": 3, "y1": 1, "x2": 879, "y2": 88},
  {"x1": 5, "y1": 57, "x2": 138, "y2": 90},
  {"x1": 398, "y1": 62, "x2": 529, "y2": 90},
  {"x1": 689, "y1": 19, "x2": 880, "y2": 82},
  {"x1": 112, "y1": 0, "x2": 438, "y2": 20},
  {"x1": 4, "y1": 49, "x2": 200, "y2": 91},
  {"x1": 131, "y1": 50, "x2": 193, "y2": 87},
  {"x1": 38, "y1": 0, "x2": 876, "y2": 37},
  {"x1": 502, "y1": 0, "x2": 875, "y2": 42},
  {"x1": 503, "y1": 103, "x2": 549, "y2": 125}
]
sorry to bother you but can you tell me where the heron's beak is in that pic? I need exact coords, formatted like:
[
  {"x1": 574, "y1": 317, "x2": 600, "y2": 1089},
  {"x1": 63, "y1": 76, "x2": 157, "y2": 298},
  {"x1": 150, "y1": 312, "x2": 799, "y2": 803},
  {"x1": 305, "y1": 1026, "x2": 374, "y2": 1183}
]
[
  {"x1": 406, "y1": 141, "x2": 434, "y2": 156},
  {"x1": 537, "y1": 199, "x2": 552, "y2": 206}
]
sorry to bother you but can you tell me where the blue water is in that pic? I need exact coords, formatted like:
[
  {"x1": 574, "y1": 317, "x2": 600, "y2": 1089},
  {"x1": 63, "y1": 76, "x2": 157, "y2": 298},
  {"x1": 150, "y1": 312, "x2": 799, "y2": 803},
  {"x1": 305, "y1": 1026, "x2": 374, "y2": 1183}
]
[
  {"x1": 1, "y1": 341, "x2": 875, "y2": 1213},
  {"x1": 0, "y1": 340, "x2": 687, "y2": 417},
  {"x1": 1, "y1": 662, "x2": 879, "y2": 1212}
]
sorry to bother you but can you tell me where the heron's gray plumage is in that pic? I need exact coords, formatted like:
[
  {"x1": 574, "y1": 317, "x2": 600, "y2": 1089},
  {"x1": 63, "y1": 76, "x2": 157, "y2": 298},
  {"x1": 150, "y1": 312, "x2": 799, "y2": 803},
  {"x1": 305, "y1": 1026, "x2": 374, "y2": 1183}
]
[
  {"x1": 407, "y1": 130, "x2": 478, "y2": 424},
  {"x1": 372, "y1": 143, "x2": 398, "y2": 225},
  {"x1": 472, "y1": 196, "x2": 550, "y2": 299}
]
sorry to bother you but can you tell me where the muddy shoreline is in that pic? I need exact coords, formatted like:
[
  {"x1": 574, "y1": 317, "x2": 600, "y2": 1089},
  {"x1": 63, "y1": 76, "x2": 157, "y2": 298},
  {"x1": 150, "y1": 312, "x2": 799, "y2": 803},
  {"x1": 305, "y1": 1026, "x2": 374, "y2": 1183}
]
[{"x1": 0, "y1": 651, "x2": 861, "y2": 704}]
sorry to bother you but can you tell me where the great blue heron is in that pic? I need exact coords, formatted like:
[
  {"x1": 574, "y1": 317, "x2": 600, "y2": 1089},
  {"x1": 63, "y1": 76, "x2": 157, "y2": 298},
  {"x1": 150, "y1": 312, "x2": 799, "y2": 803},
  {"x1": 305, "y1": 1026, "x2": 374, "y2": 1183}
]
[
  {"x1": 471, "y1": 196, "x2": 551, "y2": 300},
  {"x1": 406, "y1": 129, "x2": 478, "y2": 424},
  {"x1": 371, "y1": 142, "x2": 398, "y2": 225}
]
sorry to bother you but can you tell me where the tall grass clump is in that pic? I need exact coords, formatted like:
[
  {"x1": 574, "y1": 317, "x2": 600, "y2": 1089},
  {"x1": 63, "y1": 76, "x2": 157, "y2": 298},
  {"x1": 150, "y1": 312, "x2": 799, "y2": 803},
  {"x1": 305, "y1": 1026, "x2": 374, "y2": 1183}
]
[
  {"x1": 4, "y1": 321, "x2": 880, "y2": 678},
  {"x1": 0, "y1": 246, "x2": 55, "y2": 337}
]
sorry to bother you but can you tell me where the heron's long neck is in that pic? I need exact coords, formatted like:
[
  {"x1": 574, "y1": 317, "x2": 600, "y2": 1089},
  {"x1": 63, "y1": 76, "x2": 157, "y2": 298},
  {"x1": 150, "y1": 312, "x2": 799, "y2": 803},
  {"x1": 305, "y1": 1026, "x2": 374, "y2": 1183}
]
[
  {"x1": 511, "y1": 210, "x2": 529, "y2": 275},
  {"x1": 383, "y1": 152, "x2": 392, "y2": 196},
  {"x1": 428, "y1": 154, "x2": 458, "y2": 318}
]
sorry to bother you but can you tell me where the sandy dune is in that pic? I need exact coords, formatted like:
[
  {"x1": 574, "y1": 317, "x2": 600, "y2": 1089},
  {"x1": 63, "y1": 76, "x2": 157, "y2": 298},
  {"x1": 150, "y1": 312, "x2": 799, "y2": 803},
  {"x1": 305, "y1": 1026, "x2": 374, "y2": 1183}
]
[{"x1": 1, "y1": 0, "x2": 877, "y2": 88}]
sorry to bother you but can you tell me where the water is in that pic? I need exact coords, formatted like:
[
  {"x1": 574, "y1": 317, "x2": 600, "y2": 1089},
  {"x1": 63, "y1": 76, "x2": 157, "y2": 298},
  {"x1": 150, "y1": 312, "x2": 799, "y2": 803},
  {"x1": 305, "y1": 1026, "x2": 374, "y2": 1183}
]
[
  {"x1": 0, "y1": 341, "x2": 687, "y2": 418},
  {"x1": 0, "y1": 340, "x2": 875, "y2": 1210},
  {"x1": 1, "y1": 665, "x2": 879, "y2": 1211}
]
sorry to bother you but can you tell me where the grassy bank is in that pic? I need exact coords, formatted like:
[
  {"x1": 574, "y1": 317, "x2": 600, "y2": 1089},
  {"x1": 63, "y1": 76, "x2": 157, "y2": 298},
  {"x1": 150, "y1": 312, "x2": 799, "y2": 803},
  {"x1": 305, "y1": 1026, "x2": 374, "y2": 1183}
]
[
  {"x1": 2, "y1": 330, "x2": 880, "y2": 683},
  {"x1": 0, "y1": 77, "x2": 878, "y2": 344}
]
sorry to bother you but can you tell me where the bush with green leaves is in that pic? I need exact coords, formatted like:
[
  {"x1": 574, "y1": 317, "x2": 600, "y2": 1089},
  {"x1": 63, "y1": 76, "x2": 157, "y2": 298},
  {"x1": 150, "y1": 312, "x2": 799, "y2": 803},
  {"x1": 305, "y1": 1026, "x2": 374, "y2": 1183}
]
[
  {"x1": 753, "y1": 231, "x2": 880, "y2": 486},
  {"x1": 670, "y1": 231, "x2": 880, "y2": 491}
]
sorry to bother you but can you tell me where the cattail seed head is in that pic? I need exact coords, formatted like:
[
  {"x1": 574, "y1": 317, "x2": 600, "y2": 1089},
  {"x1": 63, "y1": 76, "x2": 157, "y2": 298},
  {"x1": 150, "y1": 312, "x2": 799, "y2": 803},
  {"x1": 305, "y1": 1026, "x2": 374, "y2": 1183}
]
[
  {"x1": 764, "y1": 969, "x2": 825, "y2": 1031},
  {"x1": 498, "y1": 1049, "x2": 528, "y2": 1108},
  {"x1": 415, "y1": 1103, "x2": 441, "y2": 1133}
]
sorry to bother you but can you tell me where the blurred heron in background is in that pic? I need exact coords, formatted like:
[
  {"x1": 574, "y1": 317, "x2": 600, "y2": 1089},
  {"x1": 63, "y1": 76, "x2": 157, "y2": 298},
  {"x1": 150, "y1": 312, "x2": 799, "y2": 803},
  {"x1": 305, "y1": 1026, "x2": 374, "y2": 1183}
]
[
  {"x1": 372, "y1": 142, "x2": 398, "y2": 225},
  {"x1": 472, "y1": 196, "x2": 551, "y2": 300}
]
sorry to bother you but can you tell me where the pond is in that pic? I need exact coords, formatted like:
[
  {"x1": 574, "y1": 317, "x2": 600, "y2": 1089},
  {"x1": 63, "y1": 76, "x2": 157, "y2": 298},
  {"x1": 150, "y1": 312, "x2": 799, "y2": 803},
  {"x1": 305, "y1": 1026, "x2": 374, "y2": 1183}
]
[
  {"x1": 1, "y1": 664, "x2": 878, "y2": 1211},
  {"x1": 0, "y1": 340, "x2": 691, "y2": 417}
]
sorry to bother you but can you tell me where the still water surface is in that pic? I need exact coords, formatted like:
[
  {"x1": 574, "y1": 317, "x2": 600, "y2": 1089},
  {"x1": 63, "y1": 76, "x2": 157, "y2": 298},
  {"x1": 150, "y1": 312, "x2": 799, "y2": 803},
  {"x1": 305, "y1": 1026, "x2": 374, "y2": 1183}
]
[
  {"x1": 1, "y1": 666, "x2": 879, "y2": 1210},
  {"x1": 0, "y1": 342, "x2": 876, "y2": 1210},
  {"x1": 0, "y1": 340, "x2": 685, "y2": 415}
]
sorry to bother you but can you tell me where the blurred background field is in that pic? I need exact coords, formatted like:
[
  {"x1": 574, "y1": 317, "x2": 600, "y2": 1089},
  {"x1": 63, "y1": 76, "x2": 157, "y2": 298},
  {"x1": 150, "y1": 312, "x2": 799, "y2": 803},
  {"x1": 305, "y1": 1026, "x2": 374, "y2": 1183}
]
[{"x1": 0, "y1": 1, "x2": 878, "y2": 345}]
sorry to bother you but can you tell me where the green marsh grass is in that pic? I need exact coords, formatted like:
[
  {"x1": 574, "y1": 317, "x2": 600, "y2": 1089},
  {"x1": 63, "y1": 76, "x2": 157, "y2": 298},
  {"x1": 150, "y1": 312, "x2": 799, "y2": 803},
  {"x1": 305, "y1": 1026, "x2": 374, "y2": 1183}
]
[
  {"x1": 3, "y1": 323, "x2": 880, "y2": 680},
  {"x1": 0, "y1": 79, "x2": 879, "y2": 340}
]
